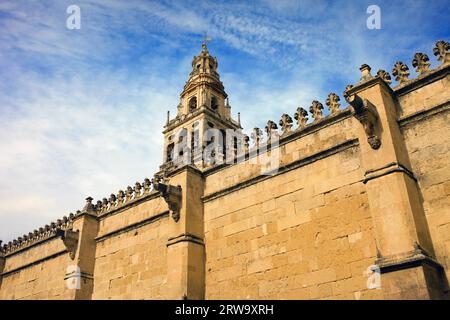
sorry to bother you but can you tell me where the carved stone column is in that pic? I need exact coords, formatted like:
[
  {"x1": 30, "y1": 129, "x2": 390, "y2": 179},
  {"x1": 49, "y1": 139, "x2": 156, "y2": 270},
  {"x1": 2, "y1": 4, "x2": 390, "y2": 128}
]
[
  {"x1": 345, "y1": 71, "x2": 445, "y2": 299},
  {"x1": 164, "y1": 165, "x2": 205, "y2": 299},
  {"x1": 64, "y1": 198, "x2": 99, "y2": 300}
]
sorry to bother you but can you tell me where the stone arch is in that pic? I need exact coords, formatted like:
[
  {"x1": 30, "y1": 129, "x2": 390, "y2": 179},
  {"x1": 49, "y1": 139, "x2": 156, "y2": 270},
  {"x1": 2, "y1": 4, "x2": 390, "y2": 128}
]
[{"x1": 189, "y1": 96, "x2": 197, "y2": 112}]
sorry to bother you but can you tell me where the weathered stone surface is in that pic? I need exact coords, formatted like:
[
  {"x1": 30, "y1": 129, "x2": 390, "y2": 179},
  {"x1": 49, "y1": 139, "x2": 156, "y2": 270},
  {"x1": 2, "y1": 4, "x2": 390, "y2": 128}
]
[{"x1": 1, "y1": 42, "x2": 449, "y2": 301}]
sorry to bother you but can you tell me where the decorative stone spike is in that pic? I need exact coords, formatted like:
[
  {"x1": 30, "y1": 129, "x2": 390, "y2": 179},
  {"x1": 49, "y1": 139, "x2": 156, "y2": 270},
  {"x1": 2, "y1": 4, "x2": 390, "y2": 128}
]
[
  {"x1": 134, "y1": 182, "x2": 142, "y2": 198},
  {"x1": 279, "y1": 114, "x2": 293, "y2": 135},
  {"x1": 251, "y1": 127, "x2": 263, "y2": 147},
  {"x1": 265, "y1": 120, "x2": 278, "y2": 141},
  {"x1": 343, "y1": 84, "x2": 354, "y2": 99},
  {"x1": 294, "y1": 107, "x2": 308, "y2": 129},
  {"x1": 326, "y1": 93, "x2": 341, "y2": 115},
  {"x1": 83, "y1": 196, "x2": 95, "y2": 213},
  {"x1": 95, "y1": 200, "x2": 102, "y2": 212},
  {"x1": 151, "y1": 175, "x2": 160, "y2": 187},
  {"x1": 412, "y1": 52, "x2": 431, "y2": 74},
  {"x1": 126, "y1": 186, "x2": 134, "y2": 201},
  {"x1": 143, "y1": 178, "x2": 151, "y2": 194},
  {"x1": 117, "y1": 190, "x2": 125, "y2": 205},
  {"x1": 309, "y1": 100, "x2": 324, "y2": 122},
  {"x1": 392, "y1": 61, "x2": 410, "y2": 84},
  {"x1": 376, "y1": 69, "x2": 392, "y2": 84},
  {"x1": 109, "y1": 193, "x2": 117, "y2": 207},
  {"x1": 102, "y1": 198, "x2": 109, "y2": 212},
  {"x1": 360, "y1": 64, "x2": 373, "y2": 82},
  {"x1": 433, "y1": 40, "x2": 450, "y2": 65}
]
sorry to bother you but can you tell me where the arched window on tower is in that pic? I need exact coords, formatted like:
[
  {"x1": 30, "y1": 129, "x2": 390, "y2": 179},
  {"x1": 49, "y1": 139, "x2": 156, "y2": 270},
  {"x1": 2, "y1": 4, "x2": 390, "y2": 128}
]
[
  {"x1": 211, "y1": 96, "x2": 218, "y2": 112},
  {"x1": 189, "y1": 96, "x2": 197, "y2": 112}
]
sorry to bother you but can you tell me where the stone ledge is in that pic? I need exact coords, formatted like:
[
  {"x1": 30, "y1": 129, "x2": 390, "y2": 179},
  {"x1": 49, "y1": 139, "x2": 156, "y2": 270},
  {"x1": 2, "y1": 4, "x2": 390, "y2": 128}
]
[
  {"x1": 166, "y1": 233, "x2": 204, "y2": 247},
  {"x1": 363, "y1": 162, "x2": 416, "y2": 184},
  {"x1": 393, "y1": 63, "x2": 450, "y2": 97},
  {"x1": 203, "y1": 108, "x2": 353, "y2": 177},
  {"x1": 98, "y1": 191, "x2": 161, "y2": 220},
  {"x1": 375, "y1": 249, "x2": 443, "y2": 274},
  {"x1": 398, "y1": 100, "x2": 450, "y2": 128},
  {"x1": 95, "y1": 210, "x2": 169, "y2": 243},
  {"x1": 202, "y1": 138, "x2": 360, "y2": 203},
  {"x1": 1, "y1": 250, "x2": 67, "y2": 277}
]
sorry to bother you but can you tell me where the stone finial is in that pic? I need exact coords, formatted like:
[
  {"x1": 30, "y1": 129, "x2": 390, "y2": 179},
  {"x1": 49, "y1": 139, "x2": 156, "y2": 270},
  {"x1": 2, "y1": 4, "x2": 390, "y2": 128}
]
[
  {"x1": 151, "y1": 175, "x2": 160, "y2": 187},
  {"x1": 117, "y1": 190, "x2": 125, "y2": 205},
  {"x1": 343, "y1": 84, "x2": 354, "y2": 100},
  {"x1": 95, "y1": 200, "x2": 102, "y2": 212},
  {"x1": 251, "y1": 127, "x2": 263, "y2": 147},
  {"x1": 83, "y1": 196, "x2": 95, "y2": 213},
  {"x1": 279, "y1": 114, "x2": 293, "y2": 135},
  {"x1": 134, "y1": 182, "x2": 142, "y2": 198},
  {"x1": 326, "y1": 93, "x2": 341, "y2": 115},
  {"x1": 376, "y1": 69, "x2": 392, "y2": 84},
  {"x1": 392, "y1": 61, "x2": 410, "y2": 84},
  {"x1": 309, "y1": 100, "x2": 324, "y2": 121},
  {"x1": 412, "y1": 52, "x2": 431, "y2": 74},
  {"x1": 101, "y1": 198, "x2": 109, "y2": 212},
  {"x1": 143, "y1": 178, "x2": 151, "y2": 194},
  {"x1": 109, "y1": 193, "x2": 117, "y2": 207},
  {"x1": 359, "y1": 64, "x2": 373, "y2": 82},
  {"x1": 294, "y1": 107, "x2": 308, "y2": 129},
  {"x1": 433, "y1": 40, "x2": 450, "y2": 65},
  {"x1": 265, "y1": 120, "x2": 278, "y2": 141},
  {"x1": 126, "y1": 186, "x2": 134, "y2": 201}
]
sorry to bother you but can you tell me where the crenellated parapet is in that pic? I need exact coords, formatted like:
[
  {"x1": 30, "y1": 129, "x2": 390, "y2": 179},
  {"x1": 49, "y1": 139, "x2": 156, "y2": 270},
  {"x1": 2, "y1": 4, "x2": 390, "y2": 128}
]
[
  {"x1": 0, "y1": 174, "x2": 165, "y2": 256},
  {"x1": 1, "y1": 214, "x2": 75, "y2": 256},
  {"x1": 92, "y1": 176, "x2": 161, "y2": 216},
  {"x1": 245, "y1": 94, "x2": 344, "y2": 149},
  {"x1": 387, "y1": 40, "x2": 449, "y2": 87}
]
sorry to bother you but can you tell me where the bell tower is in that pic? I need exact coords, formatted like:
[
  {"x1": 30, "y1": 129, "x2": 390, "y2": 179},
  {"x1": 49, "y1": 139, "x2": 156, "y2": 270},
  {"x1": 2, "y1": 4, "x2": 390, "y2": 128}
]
[{"x1": 161, "y1": 42, "x2": 241, "y2": 172}]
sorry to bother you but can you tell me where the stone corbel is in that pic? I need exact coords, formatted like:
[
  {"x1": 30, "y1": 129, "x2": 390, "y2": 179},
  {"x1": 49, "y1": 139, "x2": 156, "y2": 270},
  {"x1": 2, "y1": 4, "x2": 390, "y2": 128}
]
[
  {"x1": 154, "y1": 183, "x2": 182, "y2": 222},
  {"x1": 346, "y1": 94, "x2": 381, "y2": 149},
  {"x1": 56, "y1": 229, "x2": 79, "y2": 260}
]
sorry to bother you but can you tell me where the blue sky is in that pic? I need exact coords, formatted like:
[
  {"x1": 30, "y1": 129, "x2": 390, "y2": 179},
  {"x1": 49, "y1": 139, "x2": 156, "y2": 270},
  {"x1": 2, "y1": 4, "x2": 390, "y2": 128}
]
[{"x1": 0, "y1": 0, "x2": 449, "y2": 241}]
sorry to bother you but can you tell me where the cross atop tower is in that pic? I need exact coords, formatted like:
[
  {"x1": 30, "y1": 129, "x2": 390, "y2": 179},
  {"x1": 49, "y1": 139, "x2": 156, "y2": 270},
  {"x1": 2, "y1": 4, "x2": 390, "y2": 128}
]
[
  {"x1": 203, "y1": 32, "x2": 212, "y2": 45},
  {"x1": 202, "y1": 32, "x2": 212, "y2": 52}
]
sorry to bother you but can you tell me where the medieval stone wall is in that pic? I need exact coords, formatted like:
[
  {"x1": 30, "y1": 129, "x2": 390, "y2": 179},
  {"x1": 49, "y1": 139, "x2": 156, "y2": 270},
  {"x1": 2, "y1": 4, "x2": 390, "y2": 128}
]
[
  {"x1": 92, "y1": 196, "x2": 169, "y2": 299},
  {"x1": 202, "y1": 113, "x2": 384, "y2": 299},
  {"x1": 398, "y1": 72, "x2": 450, "y2": 289},
  {"x1": 0, "y1": 238, "x2": 70, "y2": 299},
  {"x1": 0, "y1": 40, "x2": 449, "y2": 300}
]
